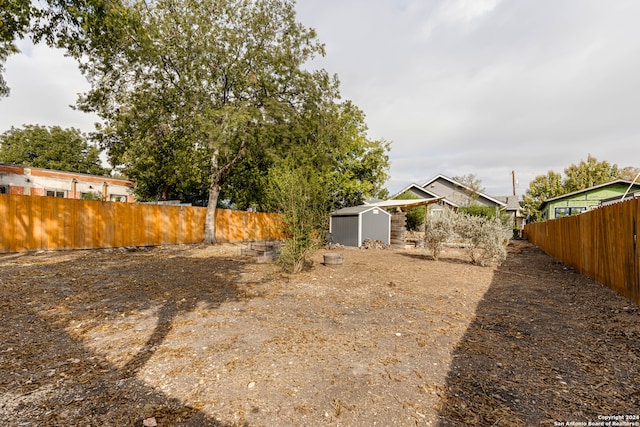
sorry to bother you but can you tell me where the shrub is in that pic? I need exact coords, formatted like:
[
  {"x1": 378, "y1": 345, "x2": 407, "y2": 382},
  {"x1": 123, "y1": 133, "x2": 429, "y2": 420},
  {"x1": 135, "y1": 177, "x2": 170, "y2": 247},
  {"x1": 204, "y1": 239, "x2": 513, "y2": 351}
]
[
  {"x1": 395, "y1": 190, "x2": 425, "y2": 231},
  {"x1": 425, "y1": 207, "x2": 455, "y2": 260},
  {"x1": 425, "y1": 207, "x2": 511, "y2": 265},
  {"x1": 455, "y1": 213, "x2": 511, "y2": 266},
  {"x1": 267, "y1": 163, "x2": 327, "y2": 273}
]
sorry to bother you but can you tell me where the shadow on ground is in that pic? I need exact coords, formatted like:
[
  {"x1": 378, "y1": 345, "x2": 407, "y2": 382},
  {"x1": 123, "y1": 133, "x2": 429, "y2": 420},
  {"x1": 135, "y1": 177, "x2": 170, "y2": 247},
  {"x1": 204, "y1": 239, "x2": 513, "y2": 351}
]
[
  {"x1": 0, "y1": 247, "x2": 258, "y2": 426},
  {"x1": 438, "y1": 241, "x2": 640, "y2": 426}
]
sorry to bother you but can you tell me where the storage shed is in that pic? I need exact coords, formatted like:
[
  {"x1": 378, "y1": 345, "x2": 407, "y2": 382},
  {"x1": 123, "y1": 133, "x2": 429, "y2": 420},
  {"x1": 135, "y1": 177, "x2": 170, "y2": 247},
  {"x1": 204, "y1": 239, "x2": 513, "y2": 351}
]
[{"x1": 329, "y1": 205, "x2": 391, "y2": 247}]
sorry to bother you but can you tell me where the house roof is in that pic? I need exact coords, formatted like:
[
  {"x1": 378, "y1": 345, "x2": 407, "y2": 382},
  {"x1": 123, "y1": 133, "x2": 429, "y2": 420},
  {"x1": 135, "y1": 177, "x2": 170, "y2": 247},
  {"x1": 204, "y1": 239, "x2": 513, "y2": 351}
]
[
  {"x1": 541, "y1": 179, "x2": 640, "y2": 204},
  {"x1": 495, "y1": 195, "x2": 521, "y2": 211},
  {"x1": 421, "y1": 174, "x2": 507, "y2": 207}
]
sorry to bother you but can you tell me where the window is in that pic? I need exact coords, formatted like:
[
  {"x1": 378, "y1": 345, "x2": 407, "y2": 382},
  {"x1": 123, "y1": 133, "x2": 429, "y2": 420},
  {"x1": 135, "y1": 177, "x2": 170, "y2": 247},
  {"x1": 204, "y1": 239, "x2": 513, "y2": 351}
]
[
  {"x1": 110, "y1": 194, "x2": 127, "y2": 202},
  {"x1": 554, "y1": 206, "x2": 586, "y2": 218},
  {"x1": 46, "y1": 190, "x2": 65, "y2": 198},
  {"x1": 0, "y1": 185, "x2": 8, "y2": 194}
]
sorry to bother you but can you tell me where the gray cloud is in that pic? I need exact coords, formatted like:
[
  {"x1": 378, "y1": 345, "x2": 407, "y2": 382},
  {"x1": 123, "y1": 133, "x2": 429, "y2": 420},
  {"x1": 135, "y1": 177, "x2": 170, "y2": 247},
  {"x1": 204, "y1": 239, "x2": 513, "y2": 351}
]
[
  {"x1": 2, "y1": 1, "x2": 640, "y2": 197},
  {"x1": 297, "y1": 0, "x2": 640, "y2": 196}
]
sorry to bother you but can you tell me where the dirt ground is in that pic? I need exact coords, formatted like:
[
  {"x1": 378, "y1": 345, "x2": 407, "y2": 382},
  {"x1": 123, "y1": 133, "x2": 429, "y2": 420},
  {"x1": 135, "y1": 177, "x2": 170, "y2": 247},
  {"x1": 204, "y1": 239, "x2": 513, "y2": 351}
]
[{"x1": 1, "y1": 240, "x2": 639, "y2": 426}]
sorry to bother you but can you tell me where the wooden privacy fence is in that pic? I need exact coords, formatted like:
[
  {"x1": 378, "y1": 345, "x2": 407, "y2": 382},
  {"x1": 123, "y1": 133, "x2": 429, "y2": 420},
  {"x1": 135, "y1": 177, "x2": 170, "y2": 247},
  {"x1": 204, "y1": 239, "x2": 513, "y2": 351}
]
[
  {"x1": 0, "y1": 194, "x2": 284, "y2": 253},
  {"x1": 524, "y1": 197, "x2": 640, "y2": 305}
]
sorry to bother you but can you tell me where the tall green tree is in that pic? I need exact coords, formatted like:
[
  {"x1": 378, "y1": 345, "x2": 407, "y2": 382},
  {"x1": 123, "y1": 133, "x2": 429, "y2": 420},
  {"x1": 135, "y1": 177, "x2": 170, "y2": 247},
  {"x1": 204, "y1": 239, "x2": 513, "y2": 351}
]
[
  {"x1": 72, "y1": 0, "x2": 331, "y2": 243},
  {"x1": 71, "y1": 0, "x2": 390, "y2": 243},
  {"x1": 0, "y1": 125, "x2": 109, "y2": 175},
  {"x1": 563, "y1": 154, "x2": 619, "y2": 193},
  {"x1": 619, "y1": 166, "x2": 640, "y2": 182},
  {"x1": 522, "y1": 170, "x2": 564, "y2": 221},
  {"x1": 326, "y1": 102, "x2": 390, "y2": 208}
]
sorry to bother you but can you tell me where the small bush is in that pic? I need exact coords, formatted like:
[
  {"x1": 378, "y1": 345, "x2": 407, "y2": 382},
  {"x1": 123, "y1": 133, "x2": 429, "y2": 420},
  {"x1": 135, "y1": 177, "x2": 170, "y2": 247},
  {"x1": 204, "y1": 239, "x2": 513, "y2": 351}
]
[
  {"x1": 425, "y1": 207, "x2": 511, "y2": 265},
  {"x1": 425, "y1": 208, "x2": 455, "y2": 260},
  {"x1": 455, "y1": 213, "x2": 511, "y2": 266}
]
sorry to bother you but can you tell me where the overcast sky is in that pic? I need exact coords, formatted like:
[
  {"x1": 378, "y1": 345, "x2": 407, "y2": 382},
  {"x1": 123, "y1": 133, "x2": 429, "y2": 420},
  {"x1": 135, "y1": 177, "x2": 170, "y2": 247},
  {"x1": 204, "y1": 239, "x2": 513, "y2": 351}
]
[{"x1": 1, "y1": 0, "x2": 640, "y2": 197}]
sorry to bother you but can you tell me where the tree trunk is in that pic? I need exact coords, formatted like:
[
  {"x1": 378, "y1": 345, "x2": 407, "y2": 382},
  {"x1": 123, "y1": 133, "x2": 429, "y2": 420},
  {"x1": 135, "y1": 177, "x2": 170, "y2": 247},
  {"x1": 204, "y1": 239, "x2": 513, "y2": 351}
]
[
  {"x1": 202, "y1": 127, "x2": 247, "y2": 244},
  {"x1": 203, "y1": 182, "x2": 220, "y2": 244},
  {"x1": 204, "y1": 148, "x2": 222, "y2": 244}
]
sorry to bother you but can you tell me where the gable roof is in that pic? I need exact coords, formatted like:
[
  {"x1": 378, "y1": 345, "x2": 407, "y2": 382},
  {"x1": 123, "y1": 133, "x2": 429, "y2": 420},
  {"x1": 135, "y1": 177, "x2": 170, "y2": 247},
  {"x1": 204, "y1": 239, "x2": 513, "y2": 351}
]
[
  {"x1": 393, "y1": 182, "x2": 440, "y2": 198},
  {"x1": 541, "y1": 179, "x2": 640, "y2": 204},
  {"x1": 494, "y1": 195, "x2": 521, "y2": 211},
  {"x1": 331, "y1": 205, "x2": 391, "y2": 217},
  {"x1": 421, "y1": 174, "x2": 507, "y2": 207}
]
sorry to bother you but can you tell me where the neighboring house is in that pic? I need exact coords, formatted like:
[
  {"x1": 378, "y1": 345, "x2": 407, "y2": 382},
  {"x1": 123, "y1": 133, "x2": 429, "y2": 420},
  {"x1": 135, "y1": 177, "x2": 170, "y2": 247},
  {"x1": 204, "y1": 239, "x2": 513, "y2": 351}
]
[
  {"x1": 394, "y1": 174, "x2": 524, "y2": 231},
  {"x1": 495, "y1": 195, "x2": 524, "y2": 230},
  {"x1": 539, "y1": 179, "x2": 640, "y2": 220},
  {"x1": 395, "y1": 174, "x2": 508, "y2": 211},
  {"x1": 0, "y1": 163, "x2": 135, "y2": 202}
]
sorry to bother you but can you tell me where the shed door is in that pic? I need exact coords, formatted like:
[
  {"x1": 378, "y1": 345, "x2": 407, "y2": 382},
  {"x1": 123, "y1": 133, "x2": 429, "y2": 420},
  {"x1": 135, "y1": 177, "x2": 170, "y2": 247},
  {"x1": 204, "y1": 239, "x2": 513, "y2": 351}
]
[
  {"x1": 360, "y1": 209, "x2": 390, "y2": 245},
  {"x1": 331, "y1": 216, "x2": 359, "y2": 247}
]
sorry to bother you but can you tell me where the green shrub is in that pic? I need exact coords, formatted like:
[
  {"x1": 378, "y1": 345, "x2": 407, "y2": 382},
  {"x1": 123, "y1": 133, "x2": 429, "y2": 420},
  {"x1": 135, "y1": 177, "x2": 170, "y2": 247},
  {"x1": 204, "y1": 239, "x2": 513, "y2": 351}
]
[
  {"x1": 394, "y1": 190, "x2": 426, "y2": 231},
  {"x1": 425, "y1": 208, "x2": 455, "y2": 260},
  {"x1": 454, "y1": 213, "x2": 511, "y2": 266},
  {"x1": 425, "y1": 207, "x2": 511, "y2": 265},
  {"x1": 267, "y1": 163, "x2": 327, "y2": 273}
]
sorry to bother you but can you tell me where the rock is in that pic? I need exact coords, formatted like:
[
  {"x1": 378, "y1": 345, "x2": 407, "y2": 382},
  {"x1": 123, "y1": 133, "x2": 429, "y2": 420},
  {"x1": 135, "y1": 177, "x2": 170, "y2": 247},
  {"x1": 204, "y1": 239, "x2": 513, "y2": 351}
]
[{"x1": 360, "y1": 239, "x2": 390, "y2": 249}]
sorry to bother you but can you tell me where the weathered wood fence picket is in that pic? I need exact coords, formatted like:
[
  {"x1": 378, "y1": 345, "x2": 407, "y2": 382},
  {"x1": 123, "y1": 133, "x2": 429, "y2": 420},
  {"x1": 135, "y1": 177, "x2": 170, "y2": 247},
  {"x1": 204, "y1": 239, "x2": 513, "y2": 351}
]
[
  {"x1": 0, "y1": 194, "x2": 284, "y2": 253},
  {"x1": 524, "y1": 197, "x2": 640, "y2": 305}
]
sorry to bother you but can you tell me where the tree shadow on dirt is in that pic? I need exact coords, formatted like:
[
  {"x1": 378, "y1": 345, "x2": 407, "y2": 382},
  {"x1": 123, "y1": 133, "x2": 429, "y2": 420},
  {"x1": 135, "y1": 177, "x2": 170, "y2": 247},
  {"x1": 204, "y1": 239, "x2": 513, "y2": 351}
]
[
  {"x1": 0, "y1": 247, "x2": 259, "y2": 426},
  {"x1": 437, "y1": 241, "x2": 640, "y2": 426}
]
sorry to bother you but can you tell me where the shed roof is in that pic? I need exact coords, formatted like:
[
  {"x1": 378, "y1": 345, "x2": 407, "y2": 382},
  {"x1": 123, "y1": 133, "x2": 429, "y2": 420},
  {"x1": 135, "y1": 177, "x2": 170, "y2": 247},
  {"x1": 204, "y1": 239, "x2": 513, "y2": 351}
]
[{"x1": 331, "y1": 205, "x2": 391, "y2": 217}]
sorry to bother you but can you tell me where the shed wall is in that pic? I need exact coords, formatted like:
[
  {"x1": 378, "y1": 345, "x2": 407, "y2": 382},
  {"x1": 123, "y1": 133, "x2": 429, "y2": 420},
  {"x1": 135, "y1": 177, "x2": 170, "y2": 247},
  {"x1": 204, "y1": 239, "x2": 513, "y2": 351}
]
[
  {"x1": 330, "y1": 215, "x2": 360, "y2": 247},
  {"x1": 361, "y1": 209, "x2": 390, "y2": 245}
]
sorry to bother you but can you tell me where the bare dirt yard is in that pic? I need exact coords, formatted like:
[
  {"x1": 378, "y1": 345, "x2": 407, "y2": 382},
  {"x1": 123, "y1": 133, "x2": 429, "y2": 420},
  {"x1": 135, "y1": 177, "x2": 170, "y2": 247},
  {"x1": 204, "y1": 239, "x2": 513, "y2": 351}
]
[{"x1": 1, "y1": 240, "x2": 639, "y2": 426}]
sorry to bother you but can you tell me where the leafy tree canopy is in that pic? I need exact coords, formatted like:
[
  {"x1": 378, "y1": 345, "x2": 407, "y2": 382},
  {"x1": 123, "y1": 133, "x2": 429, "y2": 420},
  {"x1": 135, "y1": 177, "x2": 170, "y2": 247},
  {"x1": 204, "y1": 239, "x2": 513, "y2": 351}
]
[
  {"x1": 0, "y1": 0, "x2": 32, "y2": 96},
  {"x1": 62, "y1": 0, "x2": 390, "y2": 243},
  {"x1": 452, "y1": 173, "x2": 485, "y2": 194},
  {"x1": 522, "y1": 154, "x2": 635, "y2": 222},
  {"x1": 0, "y1": 125, "x2": 109, "y2": 175},
  {"x1": 1, "y1": 0, "x2": 123, "y2": 96}
]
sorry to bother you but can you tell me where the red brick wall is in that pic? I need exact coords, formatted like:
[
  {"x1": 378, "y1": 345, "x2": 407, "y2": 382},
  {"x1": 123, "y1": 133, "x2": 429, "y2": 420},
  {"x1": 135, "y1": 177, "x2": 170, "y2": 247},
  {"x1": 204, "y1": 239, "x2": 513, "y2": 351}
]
[{"x1": 9, "y1": 186, "x2": 24, "y2": 195}]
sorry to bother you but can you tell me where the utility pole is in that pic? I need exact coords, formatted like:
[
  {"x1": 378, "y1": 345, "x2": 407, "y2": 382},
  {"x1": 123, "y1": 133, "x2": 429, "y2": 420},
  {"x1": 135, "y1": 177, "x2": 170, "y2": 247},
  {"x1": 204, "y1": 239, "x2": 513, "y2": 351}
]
[{"x1": 512, "y1": 170, "x2": 516, "y2": 196}]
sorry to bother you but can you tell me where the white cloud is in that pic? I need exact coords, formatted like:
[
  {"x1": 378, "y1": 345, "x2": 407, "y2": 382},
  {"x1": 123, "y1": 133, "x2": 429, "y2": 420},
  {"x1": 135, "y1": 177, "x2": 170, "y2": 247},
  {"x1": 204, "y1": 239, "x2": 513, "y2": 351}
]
[{"x1": 0, "y1": 41, "x2": 99, "y2": 134}]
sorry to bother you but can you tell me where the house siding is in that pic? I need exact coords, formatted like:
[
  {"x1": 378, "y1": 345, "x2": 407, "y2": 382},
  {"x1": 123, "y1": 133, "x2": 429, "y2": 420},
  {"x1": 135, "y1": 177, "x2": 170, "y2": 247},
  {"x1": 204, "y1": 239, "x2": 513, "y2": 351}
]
[
  {"x1": 543, "y1": 183, "x2": 640, "y2": 220},
  {"x1": 422, "y1": 177, "x2": 500, "y2": 208},
  {"x1": 0, "y1": 164, "x2": 135, "y2": 202}
]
